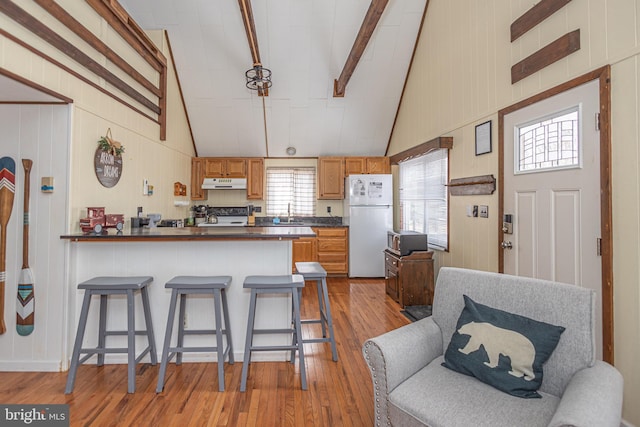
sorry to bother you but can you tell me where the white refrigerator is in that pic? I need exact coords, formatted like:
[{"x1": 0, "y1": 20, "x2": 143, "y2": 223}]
[{"x1": 343, "y1": 174, "x2": 393, "y2": 277}]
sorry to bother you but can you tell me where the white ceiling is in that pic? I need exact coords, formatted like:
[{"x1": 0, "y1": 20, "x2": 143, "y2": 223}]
[{"x1": 118, "y1": 0, "x2": 427, "y2": 158}]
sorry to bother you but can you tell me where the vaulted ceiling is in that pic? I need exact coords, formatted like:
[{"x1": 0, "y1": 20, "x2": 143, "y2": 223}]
[{"x1": 118, "y1": 0, "x2": 427, "y2": 158}]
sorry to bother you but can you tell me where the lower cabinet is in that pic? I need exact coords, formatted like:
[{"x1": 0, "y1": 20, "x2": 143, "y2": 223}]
[
  {"x1": 385, "y1": 250, "x2": 434, "y2": 307},
  {"x1": 290, "y1": 227, "x2": 348, "y2": 275}
]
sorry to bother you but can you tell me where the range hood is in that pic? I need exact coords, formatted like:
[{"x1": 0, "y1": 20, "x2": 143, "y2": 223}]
[{"x1": 202, "y1": 177, "x2": 247, "y2": 190}]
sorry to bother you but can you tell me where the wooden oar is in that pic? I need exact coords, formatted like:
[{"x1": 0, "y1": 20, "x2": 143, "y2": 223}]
[
  {"x1": 17, "y1": 159, "x2": 34, "y2": 336},
  {"x1": 0, "y1": 156, "x2": 16, "y2": 335}
]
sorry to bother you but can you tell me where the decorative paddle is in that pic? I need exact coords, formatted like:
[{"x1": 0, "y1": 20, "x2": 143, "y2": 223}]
[
  {"x1": 17, "y1": 159, "x2": 34, "y2": 336},
  {"x1": 0, "y1": 157, "x2": 16, "y2": 335}
]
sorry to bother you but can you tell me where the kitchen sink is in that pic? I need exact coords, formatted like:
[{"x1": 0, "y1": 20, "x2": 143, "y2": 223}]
[{"x1": 272, "y1": 221, "x2": 306, "y2": 226}]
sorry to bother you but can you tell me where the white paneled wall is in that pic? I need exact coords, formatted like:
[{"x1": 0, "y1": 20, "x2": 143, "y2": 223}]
[
  {"x1": 0, "y1": 105, "x2": 70, "y2": 371},
  {"x1": 389, "y1": 1, "x2": 640, "y2": 424}
]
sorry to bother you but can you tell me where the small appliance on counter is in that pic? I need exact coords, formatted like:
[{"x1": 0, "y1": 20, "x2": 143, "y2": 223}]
[
  {"x1": 147, "y1": 213, "x2": 161, "y2": 227},
  {"x1": 387, "y1": 230, "x2": 429, "y2": 256},
  {"x1": 158, "y1": 219, "x2": 183, "y2": 227}
]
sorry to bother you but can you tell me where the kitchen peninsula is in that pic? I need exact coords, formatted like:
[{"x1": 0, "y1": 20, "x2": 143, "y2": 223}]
[{"x1": 61, "y1": 226, "x2": 316, "y2": 364}]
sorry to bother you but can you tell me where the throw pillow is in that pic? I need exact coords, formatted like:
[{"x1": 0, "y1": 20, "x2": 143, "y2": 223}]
[{"x1": 442, "y1": 295, "x2": 565, "y2": 398}]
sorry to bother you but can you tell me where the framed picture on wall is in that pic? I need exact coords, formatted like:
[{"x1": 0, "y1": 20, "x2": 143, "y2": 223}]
[{"x1": 475, "y1": 120, "x2": 492, "y2": 156}]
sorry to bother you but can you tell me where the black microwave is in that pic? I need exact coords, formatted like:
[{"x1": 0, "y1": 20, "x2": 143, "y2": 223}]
[{"x1": 387, "y1": 230, "x2": 429, "y2": 256}]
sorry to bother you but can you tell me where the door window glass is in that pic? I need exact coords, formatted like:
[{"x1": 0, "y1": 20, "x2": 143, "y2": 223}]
[{"x1": 516, "y1": 107, "x2": 580, "y2": 173}]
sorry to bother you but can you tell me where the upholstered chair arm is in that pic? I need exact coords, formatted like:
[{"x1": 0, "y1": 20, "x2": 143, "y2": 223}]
[
  {"x1": 362, "y1": 317, "x2": 443, "y2": 427},
  {"x1": 548, "y1": 360, "x2": 623, "y2": 427}
]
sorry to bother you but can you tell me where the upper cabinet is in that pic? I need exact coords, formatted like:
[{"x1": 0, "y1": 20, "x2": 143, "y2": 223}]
[
  {"x1": 192, "y1": 157, "x2": 264, "y2": 200},
  {"x1": 318, "y1": 157, "x2": 345, "y2": 200},
  {"x1": 191, "y1": 157, "x2": 207, "y2": 201},
  {"x1": 345, "y1": 156, "x2": 390, "y2": 175},
  {"x1": 246, "y1": 158, "x2": 264, "y2": 200},
  {"x1": 205, "y1": 158, "x2": 247, "y2": 178},
  {"x1": 319, "y1": 156, "x2": 390, "y2": 199}
]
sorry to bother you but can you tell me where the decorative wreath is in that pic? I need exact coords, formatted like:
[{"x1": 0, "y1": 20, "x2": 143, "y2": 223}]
[{"x1": 97, "y1": 128, "x2": 125, "y2": 156}]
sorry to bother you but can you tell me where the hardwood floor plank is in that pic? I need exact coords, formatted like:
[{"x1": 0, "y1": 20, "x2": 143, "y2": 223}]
[{"x1": 0, "y1": 278, "x2": 410, "y2": 426}]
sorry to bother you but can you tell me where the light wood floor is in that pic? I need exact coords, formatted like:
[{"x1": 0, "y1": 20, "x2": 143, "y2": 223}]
[{"x1": 0, "y1": 278, "x2": 409, "y2": 426}]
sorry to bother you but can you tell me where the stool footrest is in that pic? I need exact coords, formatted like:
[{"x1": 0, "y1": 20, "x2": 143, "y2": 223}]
[
  {"x1": 182, "y1": 328, "x2": 230, "y2": 336},
  {"x1": 169, "y1": 345, "x2": 228, "y2": 353},
  {"x1": 104, "y1": 330, "x2": 152, "y2": 336},
  {"x1": 252, "y1": 328, "x2": 295, "y2": 335},
  {"x1": 302, "y1": 337, "x2": 332, "y2": 344},
  {"x1": 250, "y1": 345, "x2": 300, "y2": 352}
]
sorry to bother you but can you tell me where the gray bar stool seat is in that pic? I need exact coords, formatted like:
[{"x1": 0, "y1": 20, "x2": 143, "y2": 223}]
[
  {"x1": 156, "y1": 275, "x2": 233, "y2": 392},
  {"x1": 295, "y1": 262, "x2": 338, "y2": 361},
  {"x1": 240, "y1": 274, "x2": 306, "y2": 392},
  {"x1": 65, "y1": 276, "x2": 157, "y2": 394}
]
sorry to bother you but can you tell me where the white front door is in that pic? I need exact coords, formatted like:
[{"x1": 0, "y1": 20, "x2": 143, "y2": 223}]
[{"x1": 502, "y1": 79, "x2": 602, "y2": 358}]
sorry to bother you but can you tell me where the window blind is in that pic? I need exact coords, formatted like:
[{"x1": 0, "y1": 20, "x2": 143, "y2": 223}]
[
  {"x1": 266, "y1": 167, "x2": 316, "y2": 216},
  {"x1": 399, "y1": 149, "x2": 448, "y2": 250}
]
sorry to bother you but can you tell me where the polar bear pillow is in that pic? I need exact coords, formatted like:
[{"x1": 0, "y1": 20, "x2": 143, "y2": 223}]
[{"x1": 442, "y1": 295, "x2": 565, "y2": 398}]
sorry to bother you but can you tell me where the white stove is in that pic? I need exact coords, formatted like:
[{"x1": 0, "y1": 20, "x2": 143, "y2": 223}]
[{"x1": 196, "y1": 206, "x2": 248, "y2": 227}]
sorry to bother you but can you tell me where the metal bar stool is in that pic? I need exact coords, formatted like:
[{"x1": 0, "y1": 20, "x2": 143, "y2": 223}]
[
  {"x1": 240, "y1": 274, "x2": 306, "y2": 392},
  {"x1": 65, "y1": 276, "x2": 157, "y2": 394},
  {"x1": 294, "y1": 262, "x2": 338, "y2": 361},
  {"x1": 156, "y1": 276, "x2": 234, "y2": 392}
]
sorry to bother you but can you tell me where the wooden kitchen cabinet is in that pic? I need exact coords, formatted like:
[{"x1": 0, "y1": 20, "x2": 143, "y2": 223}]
[
  {"x1": 190, "y1": 157, "x2": 207, "y2": 201},
  {"x1": 315, "y1": 227, "x2": 348, "y2": 275},
  {"x1": 385, "y1": 250, "x2": 434, "y2": 307},
  {"x1": 246, "y1": 158, "x2": 264, "y2": 200},
  {"x1": 318, "y1": 157, "x2": 345, "y2": 199},
  {"x1": 292, "y1": 237, "x2": 317, "y2": 272},
  {"x1": 205, "y1": 158, "x2": 247, "y2": 178},
  {"x1": 366, "y1": 157, "x2": 390, "y2": 174},
  {"x1": 344, "y1": 157, "x2": 390, "y2": 176}
]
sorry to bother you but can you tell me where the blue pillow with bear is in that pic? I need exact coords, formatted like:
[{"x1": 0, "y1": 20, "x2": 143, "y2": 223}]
[{"x1": 442, "y1": 295, "x2": 565, "y2": 398}]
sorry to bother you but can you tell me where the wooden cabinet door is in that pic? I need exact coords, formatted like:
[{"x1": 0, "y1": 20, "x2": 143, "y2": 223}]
[
  {"x1": 190, "y1": 157, "x2": 207, "y2": 200},
  {"x1": 205, "y1": 159, "x2": 225, "y2": 177},
  {"x1": 385, "y1": 253, "x2": 400, "y2": 303},
  {"x1": 226, "y1": 159, "x2": 247, "y2": 177},
  {"x1": 345, "y1": 157, "x2": 365, "y2": 176},
  {"x1": 247, "y1": 158, "x2": 264, "y2": 199},
  {"x1": 292, "y1": 238, "x2": 317, "y2": 272},
  {"x1": 318, "y1": 157, "x2": 344, "y2": 199},
  {"x1": 366, "y1": 157, "x2": 390, "y2": 174}
]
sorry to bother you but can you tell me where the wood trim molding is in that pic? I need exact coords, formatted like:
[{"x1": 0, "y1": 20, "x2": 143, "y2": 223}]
[
  {"x1": 385, "y1": 0, "x2": 431, "y2": 156},
  {"x1": 333, "y1": 0, "x2": 389, "y2": 97},
  {"x1": 0, "y1": 67, "x2": 72, "y2": 103},
  {"x1": 34, "y1": 0, "x2": 160, "y2": 97},
  {"x1": 0, "y1": 0, "x2": 160, "y2": 113},
  {"x1": 510, "y1": 0, "x2": 572, "y2": 42},
  {"x1": 511, "y1": 29, "x2": 580, "y2": 84},
  {"x1": 389, "y1": 136, "x2": 452, "y2": 165},
  {"x1": 165, "y1": 32, "x2": 195, "y2": 155},
  {"x1": 448, "y1": 175, "x2": 496, "y2": 196},
  {"x1": 0, "y1": 28, "x2": 157, "y2": 123},
  {"x1": 85, "y1": 0, "x2": 166, "y2": 71},
  {"x1": 238, "y1": 0, "x2": 268, "y2": 97},
  {"x1": 498, "y1": 66, "x2": 614, "y2": 364}
]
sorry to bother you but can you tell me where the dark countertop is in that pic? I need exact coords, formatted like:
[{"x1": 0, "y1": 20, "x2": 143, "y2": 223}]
[
  {"x1": 61, "y1": 226, "x2": 316, "y2": 242},
  {"x1": 255, "y1": 217, "x2": 346, "y2": 228}
]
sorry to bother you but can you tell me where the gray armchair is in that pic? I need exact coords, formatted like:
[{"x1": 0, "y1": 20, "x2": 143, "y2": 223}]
[{"x1": 363, "y1": 267, "x2": 623, "y2": 427}]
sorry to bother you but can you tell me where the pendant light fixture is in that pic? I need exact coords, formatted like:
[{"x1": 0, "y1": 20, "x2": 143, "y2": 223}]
[{"x1": 245, "y1": 63, "x2": 272, "y2": 91}]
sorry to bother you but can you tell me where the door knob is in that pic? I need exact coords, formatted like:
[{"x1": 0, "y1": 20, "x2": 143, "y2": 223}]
[{"x1": 501, "y1": 241, "x2": 513, "y2": 249}]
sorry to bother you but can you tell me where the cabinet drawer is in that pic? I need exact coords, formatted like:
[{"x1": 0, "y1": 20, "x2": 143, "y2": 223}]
[
  {"x1": 318, "y1": 253, "x2": 347, "y2": 263},
  {"x1": 317, "y1": 239, "x2": 347, "y2": 253},
  {"x1": 322, "y1": 262, "x2": 348, "y2": 274},
  {"x1": 315, "y1": 227, "x2": 347, "y2": 238}
]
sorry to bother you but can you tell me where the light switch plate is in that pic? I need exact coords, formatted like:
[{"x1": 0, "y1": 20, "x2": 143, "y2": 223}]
[{"x1": 479, "y1": 205, "x2": 489, "y2": 218}]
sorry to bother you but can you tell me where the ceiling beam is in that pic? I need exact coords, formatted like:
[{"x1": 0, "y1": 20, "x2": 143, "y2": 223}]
[
  {"x1": 238, "y1": 0, "x2": 268, "y2": 96},
  {"x1": 333, "y1": 0, "x2": 389, "y2": 98}
]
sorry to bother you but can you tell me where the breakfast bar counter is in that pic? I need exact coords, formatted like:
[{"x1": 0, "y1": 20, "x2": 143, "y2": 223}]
[{"x1": 61, "y1": 227, "x2": 316, "y2": 366}]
